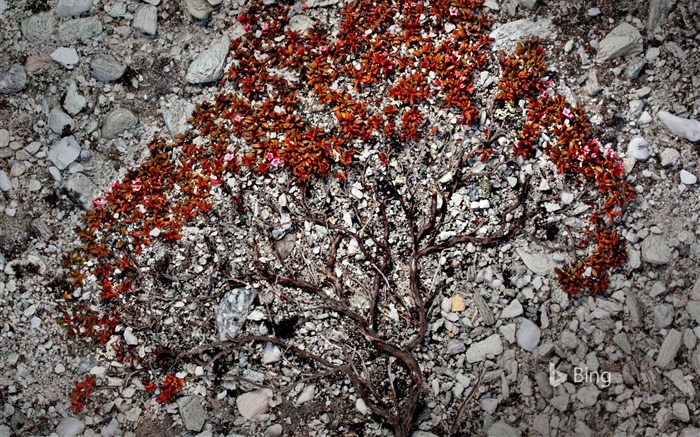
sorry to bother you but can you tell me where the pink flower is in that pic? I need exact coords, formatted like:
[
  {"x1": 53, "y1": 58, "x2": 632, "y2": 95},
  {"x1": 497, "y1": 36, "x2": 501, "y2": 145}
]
[
  {"x1": 271, "y1": 157, "x2": 282, "y2": 167},
  {"x1": 265, "y1": 152, "x2": 275, "y2": 161},
  {"x1": 449, "y1": 6, "x2": 458, "y2": 15},
  {"x1": 544, "y1": 79, "x2": 554, "y2": 86},
  {"x1": 261, "y1": 22, "x2": 270, "y2": 31},
  {"x1": 562, "y1": 107, "x2": 573, "y2": 118},
  {"x1": 233, "y1": 114, "x2": 243, "y2": 123},
  {"x1": 92, "y1": 198, "x2": 106, "y2": 207},
  {"x1": 224, "y1": 153, "x2": 235, "y2": 162},
  {"x1": 605, "y1": 149, "x2": 617, "y2": 159},
  {"x1": 132, "y1": 178, "x2": 142, "y2": 192},
  {"x1": 243, "y1": 24, "x2": 250, "y2": 32}
]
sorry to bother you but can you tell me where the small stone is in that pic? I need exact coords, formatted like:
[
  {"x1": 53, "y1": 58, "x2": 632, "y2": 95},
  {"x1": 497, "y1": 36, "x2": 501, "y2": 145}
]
[
  {"x1": 50, "y1": 47, "x2": 79, "y2": 69},
  {"x1": 236, "y1": 389, "x2": 272, "y2": 420},
  {"x1": 185, "y1": 0, "x2": 214, "y2": 19},
  {"x1": 123, "y1": 327, "x2": 138, "y2": 345},
  {"x1": 21, "y1": 14, "x2": 56, "y2": 45},
  {"x1": 262, "y1": 342, "x2": 282, "y2": 364},
  {"x1": 58, "y1": 17, "x2": 102, "y2": 44},
  {"x1": 56, "y1": 417, "x2": 85, "y2": 437},
  {"x1": 0, "y1": 170, "x2": 11, "y2": 191},
  {"x1": 466, "y1": 334, "x2": 503, "y2": 363},
  {"x1": 596, "y1": 22, "x2": 643, "y2": 62},
  {"x1": 576, "y1": 385, "x2": 600, "y2": 407},
  {"x1": 654, "y1": 304, "x2": 675, "y2": 329},
  {"x1": 659, "y1": 148, "x2": 680, "y2": 167},
  {"x1": 48, "y1": 136, "x2": 80, "y2": 169},
  {"x1": 584, "y1": 69, "x2": 602, "y2": 96},
  {"x1": 90, "y1": 55, "x2": 126, "y2": 83},
  {"x1": 636, "y1": 86, "x2": 652, "y2": 98},
  {"x1": 658, "y1": 111, "x2": 700, "y2": 142},
  {"x1": 296, "y1": 384, "x2": 316, "y2": 405},
  {"x1": 186, "y1": 36, "x2": 230, "y2": 84},
  {"x1": 487, "y1": 421, "x2": 521, "y2": 437},
  {"x1": 517, "y1": 248, "x2": 555, "y2": 275},
  {"x1": 102, "y1": 108, "x2": 138, "y2": 139},
  {"x1": 473, "y1": 293, "x2": 496, "y2": 326},
  {"x1": 500, "y1": 299, "x2": 523, "y2": 318},
  {"x1": 673, "y1": 402, "x2": 690, "y2": 422},
  {"x1": 489, "y1": 18, "x2": 554, "y2": 52},
  {"x1": 517, "y1": 319, "x2": 541, "y2": 352},
  {"x1": 0, "y1": 64, "x2": 27, "y2": 95},
  {"x1": 356, "y1": 398, "x2": 371, "y2": 415},
  {"x1": 680, "y1": 170, "x2": 697, "y2": 185},
  {"x1": 550, "y1": 393, "x2": 569, "y2": 412},
  {"x1": 450, "y1": 294, "x2": 466, "y2": 312},
  {"x1": 264, "y1": 424, "x2": 283, "y2": 437},
  {"x1": 133, "y1": 5, "x2": 157, "y2": 36},
  {"x1": 446, "y1": 339, "x2": 466, "y2": 356},
  {"x1": 656, "y1": 329, "x2": 682, "y2": 369},
  {"x1": 638, "y1": 111, "x2": 652, "y2": 124},
  {"x1": 641, "y1": 236, "x2": 672, "y2": 265},
  {"x1": 587, "y1": 7, "x2": 600, "y2": 16},
  {"x1": 64, "y1": 172, "x2": 100, "y2": 210},
  {"x1": 48, "y1": 108, "x2": 75, "y2": 136},
  {"x1": 648, "y1": 0, "x2": 675, "y2": 31},
  {"x1": 627, "y1": 137, "x2": 652, "y2": 161},
  {"x1": 177, "y1": 396, "x2": 206, "y2": 432},
  {"x1": 55, "y1": 0, "x2": 92, "y2": 16}
]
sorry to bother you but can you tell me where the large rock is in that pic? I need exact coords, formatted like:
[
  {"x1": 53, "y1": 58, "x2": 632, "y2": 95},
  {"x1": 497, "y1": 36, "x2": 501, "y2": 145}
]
[
  {"x1": 627, "y1": 137, "x2": 652, "y2": 161},
  {"x1": 50, "y1": 47, "x2": 79, "y2": 69},
  {"x1": 657, "y1": 111, "x2": 700, "y2": 142},
  {"x1": 63, "y1": 80, "x2": 87, "y2": 115},
  {"x1": 91, "y1": 55, "x2": 126, "y2": 83},
  {"x1": 516, "y1": 248, "x2": 556, "y2": 276},
  {"x1": 186, "y1": 35, "x2": 230, "y2": 84},
  {"x1": 596, "y1": 23, "x2": 643, "y2": 62},
  {"x1": 517, "y1": 319, "x2": 541, "y2": 352},
  {"x1": 48, "y1": 136, "x2": 80, "y2": 169},
  {"x1": 101, "y1": 108, "x2": 138, "y2": 139},
  {"x1": 48, "y1": 108, "x2": 75, "y2": 136},
  {"x1": 55, "y1": 0, "x2": 92, "y2": 16},
  {"x1": 489, "y1": 18, "x2": 554, "y2": 52},
  {"x1": 0, "y1": 64, "x2": 27, "y2": 95},
  {"x1": 64, "y1": 173, "x2": 100, "y2": 210}
]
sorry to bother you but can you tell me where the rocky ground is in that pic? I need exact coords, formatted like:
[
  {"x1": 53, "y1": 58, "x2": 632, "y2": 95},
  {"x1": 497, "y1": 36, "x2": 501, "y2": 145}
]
[{"x1": 1, "y1": 0, "x2": 700, "y2": 436}]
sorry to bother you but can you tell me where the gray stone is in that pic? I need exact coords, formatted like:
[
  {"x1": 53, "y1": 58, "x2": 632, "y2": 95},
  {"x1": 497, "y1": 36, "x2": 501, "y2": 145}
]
[
  {"x1": 654, "y1": 304, "x2": 675, "y2": 329},
  {"x1": 133, "y1": 5, "x2": 157, "y2": 36},
  {"x1": 216, "y1": 287, "x2": 257, "y2": 341},
  {"x1": 21, "y1": 14, "x2": 56, "y2": 45},
  {"x1": 664, "y1": 369, "x2": 695, "y2": 397},
  {"x1": 490, "y1": 18, "x2": 554, "y2": 52},
  {"x1": 101, "y1": 108, "x2": 137, "y2": 139},
  {"x1": 0, "y1": 64, "x2": 27, "y2": 95},
  {"x1": 296, "y1": 384, "x2": 316, "y2": 405},
  {"x1": 487, "y1": 421, "x2": 521, "y2": 437},
  {"x1": 55, "y1": 0, "x2": 92, "y2": 16},
  {"x1": 163, "y1": 98, "x2": 195, "y2": 136},
  {"x1": 466, "y1": 334, "x2": 503, "y2": 363},
  {"x1": 446, "y1": 339, "x2": 466, "y2": 356},
  {"x1": 64, "y1": 172, "x2": 100, "y2": 210},
  {"x1": 626, "y1": 58, "x2": 645, "y2": 80},
  {"x1": 288, "y1": 15, "x2": 314, "y2": 33},
  {"x1": 658, "y1": 111, "x2": 700, "y2": 142},
  {"x1": 680, "y1": 170, "x2": 697, "y2": 185},
  {"x1": 262, "y1": 342, "x2": 282, "y2": 364},
  {"x1": 0, "y1": 170, "x2": 11, "y2": 191},
  {"x1": 186, "y1": 35, "x2": 230, "y2": 84},
  {"x1": 627, "y1": 137, "x2": 652, "y2": 161},
  {"x1": 629, "y1": 99, "x2": 644, "y2": 118},
  {"x1": 50, "y1": 47, "x2": 79, "y2": 69},
  {"x1": 625, "y1": 290, "x2": 644, "y2": 327},
  {"x1": 63, "y1": 80, "x2": 87, "y2": 115},
  {"x1": 91, "y1": 55, "x2": 126, "y2": 82},
  {"x1": 656, "y1": 329, "x2": 682, "y2": 369},
  {"x1": 56, "y1": 417, "x2": 85, "y2": 437},
  {"x1": 673, "y1": 402, "x2": 690, "y2": 422},
  {"x1": 659, "y1": 148, "x2": 680, "y2": 167},
  {"x1": 596, "y1": 22, "x2": 643, "y2": 62},
  {"x1": 177, "y1": 396, "x2": 206, "y2": 432},
  {"x1": 584, "y1": 69, "x2": 602, "y2": 96},
  {"x1": 264, "y1": 424, "x2": 283, "y2": 437},
  {"x1": 473, "y1": 292, "x2": 496, "y2": 326},
  {"x1": 517, "y1": 248, "x2": 556, "y2": 275},
  {"x1": 575, "y1": 420, "x2": 593, "y2": 437},
  {"x1": 576, "y1": 386, "x2": 599, "y2": 407},
  {"x1": 641, "y1": 236, "x2": 672, "y2": 265},
  {"x1": 48, "y1": 136, "x2": 80, "y2": 169},
  {"x1": 517, "y1": 319, "x2": 540, "y2": 352},
  {"x1": 500, "y1": 299, "x2": 523, "y2": 318},
  {"x1": 647, "y1": 0, "x2": 675, "y2": 31},
  {"x1": 236, "y1": 389, "x2": 272, "y2": 420},
  {"x1": 48, "y1": 108, "x2": 75, "y2": 136},
  {"x1": 185, "y1": 0, "x2": 214, "y2": 20},
  {"x1": 58, "y1": 17, "x2": 102, "y2": 44}
]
